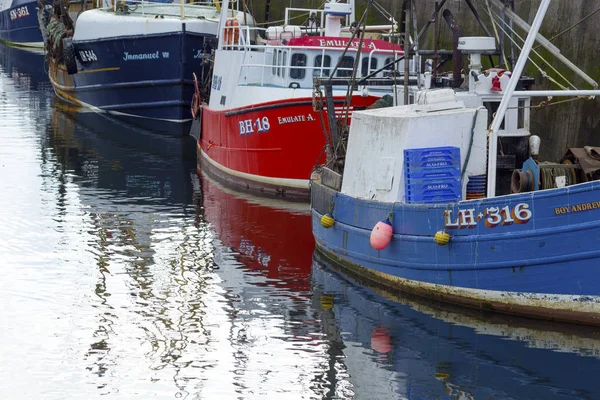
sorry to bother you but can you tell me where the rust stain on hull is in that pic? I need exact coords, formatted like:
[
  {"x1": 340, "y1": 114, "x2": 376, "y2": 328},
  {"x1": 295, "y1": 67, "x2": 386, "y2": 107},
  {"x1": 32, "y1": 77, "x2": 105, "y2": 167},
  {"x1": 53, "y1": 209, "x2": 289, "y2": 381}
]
[{"x1": 315, "y1": 245, "x2": 600, "y2": 327}]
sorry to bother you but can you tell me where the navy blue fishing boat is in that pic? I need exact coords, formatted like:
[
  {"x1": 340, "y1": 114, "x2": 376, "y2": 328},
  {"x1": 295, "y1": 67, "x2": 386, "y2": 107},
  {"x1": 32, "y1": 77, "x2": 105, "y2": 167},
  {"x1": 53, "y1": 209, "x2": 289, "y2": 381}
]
[
  {"x1": 310, "y1": 0, "x2": 600, "y2": 325},
  {"x1": 0, "y1": 0, "x2": 49, "y2": 48},
  {"x1": 44, "y1": 0, "x2": 253, "y2": 134}
]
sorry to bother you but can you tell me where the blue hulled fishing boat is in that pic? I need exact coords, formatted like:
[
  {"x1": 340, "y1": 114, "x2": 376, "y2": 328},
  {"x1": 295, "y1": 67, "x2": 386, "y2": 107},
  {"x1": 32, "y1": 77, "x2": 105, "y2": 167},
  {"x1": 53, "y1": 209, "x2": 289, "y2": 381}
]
[
  {"x1": 310, "y1": 0, "x2": 600, "y2": 325},
  {"x1": 0, "y1": 0, "x2": 48, "y2": 48},
  {"x1": 44, "y1": 0, "x2": 253, "y2": 134}
]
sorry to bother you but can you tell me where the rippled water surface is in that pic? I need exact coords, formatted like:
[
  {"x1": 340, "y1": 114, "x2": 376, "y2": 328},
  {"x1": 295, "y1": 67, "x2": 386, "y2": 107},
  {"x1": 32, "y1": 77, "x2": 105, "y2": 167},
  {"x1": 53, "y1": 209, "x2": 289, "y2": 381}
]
[{"x1": 1, "y1": 45, "x2": 600, "y2": 400}]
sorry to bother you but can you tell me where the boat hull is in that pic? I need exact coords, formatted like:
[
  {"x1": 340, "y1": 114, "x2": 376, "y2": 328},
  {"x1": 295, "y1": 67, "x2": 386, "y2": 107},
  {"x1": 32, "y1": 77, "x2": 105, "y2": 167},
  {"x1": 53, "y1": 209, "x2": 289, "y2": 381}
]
[
  {"x1": 197, "y1": 95, "x2": 380, "y2": 199},
  {"x1": 0, "y1": 0, "x2": 46, "y2": 47},
  {"x1": 311, "y1": 178, "x2": 600, "y2": 325},
  {"x1": 49, "y1": 31, "x2": 214, "y2": 134}
]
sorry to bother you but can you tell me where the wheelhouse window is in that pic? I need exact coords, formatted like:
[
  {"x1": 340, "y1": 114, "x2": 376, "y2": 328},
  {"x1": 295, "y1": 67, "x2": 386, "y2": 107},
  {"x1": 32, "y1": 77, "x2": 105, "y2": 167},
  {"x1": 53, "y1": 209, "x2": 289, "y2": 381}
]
[
  {"x1": 272, "y1": 51, "x2": 277, "y2": 75},
  {"x1": 484, "y1": 101, "x2": 505, "y2": 130},
  {"x1": 277, "y1": 50, "x2": 282, "y2": 77},
  {"x1": 290, "y1": 53, "x2": 307, "y2": 79},
  {"x1": 314, "y1": 55, "x2": 331, "y2": 77},
  {"x1": 337, "y1": 56, "x2": 355, "y2": 77},
  {"x1": 384, "y1": 57, "x2": 392, "y2": 70},
  {"x1": 517, "y1": 99, "x2": 525, "y2": 129},
  {"x1": 361, "y1": 57, "x2": 378, "y2": 77}
]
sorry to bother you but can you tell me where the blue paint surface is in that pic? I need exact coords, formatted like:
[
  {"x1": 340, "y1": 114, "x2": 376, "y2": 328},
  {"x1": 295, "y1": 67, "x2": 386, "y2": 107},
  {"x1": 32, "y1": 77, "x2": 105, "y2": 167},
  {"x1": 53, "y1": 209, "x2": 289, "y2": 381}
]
[
  {"x1": 312, "y1": 258, "x2": 600, "y2": 400},
  {"x1": 0, "y1": 0, "x2": 47, "y2": 45},
  {"x1": 59, "y1": 31, "x2": 213, "y2": 127},
  {"x1": 312, "y1": 180, "x2": 600, "y2": 296}
]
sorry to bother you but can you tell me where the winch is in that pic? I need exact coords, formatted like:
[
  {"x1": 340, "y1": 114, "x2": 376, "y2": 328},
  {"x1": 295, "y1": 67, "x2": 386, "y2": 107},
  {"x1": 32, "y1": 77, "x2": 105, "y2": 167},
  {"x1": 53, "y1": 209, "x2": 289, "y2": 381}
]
[{"x1": 510, "y1": 137, "x2": 600, "y2": 193}]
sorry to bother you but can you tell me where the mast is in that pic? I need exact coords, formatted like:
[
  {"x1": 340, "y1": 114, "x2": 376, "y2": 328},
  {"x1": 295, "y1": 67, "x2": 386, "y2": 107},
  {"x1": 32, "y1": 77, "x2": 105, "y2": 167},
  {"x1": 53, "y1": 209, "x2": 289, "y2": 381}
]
[
  {"x1": 264, "y1": 0, "x2": 271, "y2": 27},
  {"x1": 486, "y1": 0, "x2": 552, "y2": 198},
  {"x1": 403, "y1": 0, "x2": 410, "y2": 105}
]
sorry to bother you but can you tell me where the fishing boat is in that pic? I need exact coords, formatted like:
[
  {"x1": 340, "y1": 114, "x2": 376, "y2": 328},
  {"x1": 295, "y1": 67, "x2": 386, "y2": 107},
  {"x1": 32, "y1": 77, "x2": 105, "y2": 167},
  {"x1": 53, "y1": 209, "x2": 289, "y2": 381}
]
[
  {"x1": 0, "y1": 0, "x2": 48, "y2": 48},
  {"x1": 192, "y1": 0, "x2": 419, "y2": 199},
  {"x1": 310, "y1": 0, "x2": 600, "y2": 325},
  {"x1": 312, "y1": 251, "x2": 600, "y2": 399},
  {"x1": 44, "y1": 0, "x2": 254, "y2": 135}
]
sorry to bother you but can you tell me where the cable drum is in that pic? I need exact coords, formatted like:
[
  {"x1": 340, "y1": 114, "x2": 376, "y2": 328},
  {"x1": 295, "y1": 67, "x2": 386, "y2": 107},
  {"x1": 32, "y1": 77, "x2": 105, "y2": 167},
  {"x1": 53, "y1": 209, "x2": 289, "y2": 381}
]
[
  {"x1": 511, "y1": 161, "x2": 580, "y2": 193},
  {"x1": 538, "y1": 162, "x2": 579, "y2": 190}
]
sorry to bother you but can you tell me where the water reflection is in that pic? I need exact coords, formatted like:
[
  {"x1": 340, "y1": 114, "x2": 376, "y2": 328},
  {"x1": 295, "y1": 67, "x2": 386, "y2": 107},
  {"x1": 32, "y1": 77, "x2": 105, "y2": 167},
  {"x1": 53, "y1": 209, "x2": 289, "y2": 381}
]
[
  {"x1": 312, "y1": 251, "x2": 600, "y2": 399},
  {"x1": 0, "y1": 45, "x2": 48, "y2": 91},
  {"x1": 196, "y1": 171, "x2": 314, "y2": 291},
  {"x1": 2, "y1": 42, "x2": 600, "y2": 399}
]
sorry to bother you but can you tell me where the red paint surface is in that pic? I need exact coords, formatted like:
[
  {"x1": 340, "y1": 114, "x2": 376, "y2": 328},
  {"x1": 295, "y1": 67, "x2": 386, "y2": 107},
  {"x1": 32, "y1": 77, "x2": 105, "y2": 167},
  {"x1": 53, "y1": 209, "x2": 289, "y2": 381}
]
[
  {"x1": 197, "y1": 172, "x2": 315, "y2": 292},
  {"x1": 200, "y1": 95, "x2": 380, "y2": 180}
]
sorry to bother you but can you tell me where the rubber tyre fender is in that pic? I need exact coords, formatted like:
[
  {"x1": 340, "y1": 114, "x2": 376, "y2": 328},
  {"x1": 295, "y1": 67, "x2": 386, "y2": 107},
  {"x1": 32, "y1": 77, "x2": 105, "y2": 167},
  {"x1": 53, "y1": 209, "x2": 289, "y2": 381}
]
[{"x1": 63, "y1": 37, "x2": 78, "y2": 75}]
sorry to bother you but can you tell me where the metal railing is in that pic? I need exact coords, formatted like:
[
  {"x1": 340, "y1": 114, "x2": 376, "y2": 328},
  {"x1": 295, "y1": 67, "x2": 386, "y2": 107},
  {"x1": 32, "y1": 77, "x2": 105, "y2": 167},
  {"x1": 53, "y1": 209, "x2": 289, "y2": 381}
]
[
  {"x1": 220, "y1": 25, "x2": 411, "y2": 88},
  {"x1": 102, "y1": 0, "x2": 238, "y2": 19}
]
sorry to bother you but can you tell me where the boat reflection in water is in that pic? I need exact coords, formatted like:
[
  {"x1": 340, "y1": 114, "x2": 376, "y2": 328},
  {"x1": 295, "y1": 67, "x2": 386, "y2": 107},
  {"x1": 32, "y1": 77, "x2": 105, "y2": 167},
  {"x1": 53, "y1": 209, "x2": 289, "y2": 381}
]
[
  {"x1": 49, "y1": 99, "x2": 197, "y2": 186},
  {"x1": 0, "y1": 44, "x2": 47, "y2": 90},
  {"x1": 8, "y1": 90, "x2": 598, "y2": 398},
  {"x1": 194, "y1": 170, "x2": 314, "y2": 293},
  {"x1": 312, "y1": 251, "x2": 600, "y2": 400}
]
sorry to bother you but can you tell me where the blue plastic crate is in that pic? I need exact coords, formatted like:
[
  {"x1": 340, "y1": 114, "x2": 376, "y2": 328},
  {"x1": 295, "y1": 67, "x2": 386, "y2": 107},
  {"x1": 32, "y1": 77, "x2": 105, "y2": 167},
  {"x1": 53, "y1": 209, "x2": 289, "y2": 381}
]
[
  {"x1": 405, "y1": 166, "x2": 461, "y2": 180},
  {"x1": 404, "y1": 147, "x2": 461, "y2": 175},
  {"x1": 404, "y1": 146, "x2": 461, "y2": 164},
  {"x1": 406, "y1": 176, "x2": 461, "y2": 188},
  {"x1": 404, "y1": 147, "x2": 462, "y2": 204},
  {"x1": 406, "y1": 177, "x2": 462, "y2": 204}
]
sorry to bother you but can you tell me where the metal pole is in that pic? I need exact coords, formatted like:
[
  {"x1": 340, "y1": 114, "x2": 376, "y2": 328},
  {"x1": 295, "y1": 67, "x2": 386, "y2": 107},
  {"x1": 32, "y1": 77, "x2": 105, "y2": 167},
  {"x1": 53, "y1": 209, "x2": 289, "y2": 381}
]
[
  {"x1": 411, "y1": 0, "x2": 419, "y2": 82},
  {"x1": 513, "y1": 90, "x2": 600, "y2": 97},
  {"x1": 433, "y1": 1, "x2": 438, "y2": 79},
  {"x1": 241, "y1": 0, "x2": 247, "y2": 25},
  {"x1": 486, "y1": 0, "x2": 552, "y2": 198},
  {"x1": 416, "y1": 0, "x2": 447, "y2": 43},
  {"x1": 498, "y1": 6, "x2": 505, "y2": 68},
  {"x1": 403, "y1": 0, "x2": 410, "y2": 105},
  {"x1": 488, "y1": 0, "x2": 597, "y2": 88}
]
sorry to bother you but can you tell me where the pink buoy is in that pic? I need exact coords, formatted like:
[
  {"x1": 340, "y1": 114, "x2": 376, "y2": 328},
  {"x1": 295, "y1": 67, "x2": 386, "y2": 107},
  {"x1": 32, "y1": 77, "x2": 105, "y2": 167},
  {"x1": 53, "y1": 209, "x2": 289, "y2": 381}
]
[
  {"x1": 370, "y1": 219, "x2": 393, "y2": 250},
  {"x1": 371, "y1": 327, "x2": 392, "y2": 353}
]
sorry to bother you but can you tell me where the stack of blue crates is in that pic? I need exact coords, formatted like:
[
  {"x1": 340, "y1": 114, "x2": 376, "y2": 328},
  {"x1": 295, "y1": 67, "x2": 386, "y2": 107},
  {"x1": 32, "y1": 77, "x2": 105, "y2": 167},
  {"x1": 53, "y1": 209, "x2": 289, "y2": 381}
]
[{"x1": 404, "y1": 146, "x2": 462, "y2": 203}]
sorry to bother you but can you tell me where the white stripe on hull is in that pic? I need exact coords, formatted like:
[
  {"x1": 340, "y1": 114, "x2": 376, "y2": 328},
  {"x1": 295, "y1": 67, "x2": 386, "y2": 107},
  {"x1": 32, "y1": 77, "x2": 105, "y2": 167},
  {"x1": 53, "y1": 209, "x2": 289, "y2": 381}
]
[
  {"x1": 49, "y1": 72, "x2": 191, "y2": 123},
  {"x1": 200, "y1": 147, "x2": 310, "y2": 190}
]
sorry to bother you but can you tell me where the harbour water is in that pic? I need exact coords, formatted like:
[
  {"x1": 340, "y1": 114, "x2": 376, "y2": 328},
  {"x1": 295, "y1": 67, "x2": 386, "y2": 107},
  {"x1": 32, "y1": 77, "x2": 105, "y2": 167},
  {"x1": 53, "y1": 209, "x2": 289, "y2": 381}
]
[{"x1": 1, "y1": 45, "x2": 600, "y2": 399}]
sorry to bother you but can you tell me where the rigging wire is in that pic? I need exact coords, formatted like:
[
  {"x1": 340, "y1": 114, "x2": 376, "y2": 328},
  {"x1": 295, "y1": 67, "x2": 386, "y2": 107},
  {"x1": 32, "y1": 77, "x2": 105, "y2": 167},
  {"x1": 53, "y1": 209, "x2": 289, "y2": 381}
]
[
  {"x1": 488, "y1": 7, "x2": 577, "y2": 91},
  {"x1": 485, "y1": 0, "x2": 508, "y2": 68},
  {"x1": 532, "y1": 5, "x2": 600, "y2": 51}
]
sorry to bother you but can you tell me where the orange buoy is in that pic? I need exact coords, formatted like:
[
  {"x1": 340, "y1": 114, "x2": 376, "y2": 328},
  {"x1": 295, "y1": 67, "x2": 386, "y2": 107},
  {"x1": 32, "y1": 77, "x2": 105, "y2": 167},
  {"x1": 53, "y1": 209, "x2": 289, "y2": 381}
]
[
  {"x1": 224, "y1": 18, "x2": 232, "y2": 47},
  {"x1": 231, "y1": 18, "x2": 240, "y2": 46}
]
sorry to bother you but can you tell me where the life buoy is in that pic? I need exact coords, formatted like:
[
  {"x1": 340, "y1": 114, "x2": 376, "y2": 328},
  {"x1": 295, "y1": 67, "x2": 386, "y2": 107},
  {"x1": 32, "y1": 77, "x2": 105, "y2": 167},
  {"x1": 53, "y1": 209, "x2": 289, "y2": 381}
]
[
  {"x1": 231, "y1": 18, "x2": 240, "y2": 46},
  {"x1": 191, "y1": 72, "x2": 201, "y2": 120},
  {"x1": 223, "y1": 18, "x2": 232, "y2": 47}
]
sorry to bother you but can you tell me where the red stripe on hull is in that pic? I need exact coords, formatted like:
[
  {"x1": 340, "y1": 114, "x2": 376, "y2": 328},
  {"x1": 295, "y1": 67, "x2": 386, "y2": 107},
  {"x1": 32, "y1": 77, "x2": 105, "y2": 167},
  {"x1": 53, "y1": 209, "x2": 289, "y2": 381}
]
[{"x1": 197, "y1": 95, "x2": 380, "y2": 196}]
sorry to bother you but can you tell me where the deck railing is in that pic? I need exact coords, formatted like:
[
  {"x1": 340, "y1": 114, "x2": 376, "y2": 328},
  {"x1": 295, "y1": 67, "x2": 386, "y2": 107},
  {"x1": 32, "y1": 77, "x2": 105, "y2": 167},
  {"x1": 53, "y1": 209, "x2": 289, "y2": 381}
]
[
  {"x1": 101, "y1": 0, "x2": 238, "y2": 20},
  {"x1": 221, "y1": 25, "x2": 411, "y2": 88}
]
